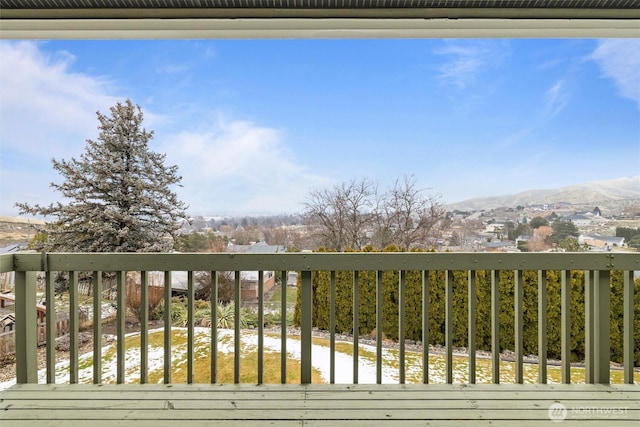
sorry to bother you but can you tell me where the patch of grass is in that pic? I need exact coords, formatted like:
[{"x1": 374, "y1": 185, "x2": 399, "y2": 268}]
[
  {"x1": 147, "y1": 363, "x2": 164, "y2": 384},
  {"x1": 63, "y1": 329, "x2": 640, "y2": 385},
  {"x1": 102, "y1": 341, "x2": 117, "y2": 362},
  {"x1": 77, "y1": 355, "x2": 94, "y2": 371},
  {"x1": 269, "y1": 286, "x2": 298, "y2": 305},
  {"x1": 282, "y1": 334, "x2": 640, "y2": 384},
  {"x1": 187, "y1": 350, "x2": 324, "y2": 384},
  {"x1": 129, "y1": 329, "x2": 324, "y2": 384},
  {"x1": 147, "y1": 329, "x2": 168, "y2": 347}
]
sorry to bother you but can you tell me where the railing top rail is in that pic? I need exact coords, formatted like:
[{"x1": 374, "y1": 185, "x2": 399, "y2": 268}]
[
  {"x1": 0, "y1": 253, "x2": 15, "y2": 274},
  {"x1": 5, "y1": 251, "x2": 640, "y2": 272}
]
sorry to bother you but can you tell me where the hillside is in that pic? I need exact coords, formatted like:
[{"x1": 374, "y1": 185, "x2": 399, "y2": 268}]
[
  {"x1": 3, "y1": 176, "x2": 639, "y2": 246},
  {"x1": 0, "y1": 216, "x2": 43, "y2": 248},
  {"x1": 446, "y1": 176, "x2": 640, "y2": 213}
]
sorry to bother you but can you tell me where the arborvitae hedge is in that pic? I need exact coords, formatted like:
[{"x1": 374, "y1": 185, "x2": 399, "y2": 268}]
[{"x1": 293, "y1": 247, "x2": 639, "y2": 366}]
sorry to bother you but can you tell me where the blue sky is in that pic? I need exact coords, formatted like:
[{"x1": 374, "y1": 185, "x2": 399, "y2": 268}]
[{"x1": 1, "y1": 38, "x2": 638, "y2": 217}]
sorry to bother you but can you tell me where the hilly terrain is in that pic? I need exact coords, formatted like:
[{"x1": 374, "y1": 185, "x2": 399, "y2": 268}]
[
  {"x1": 446, "y1": 176, "x2": 640, "y2": 213},
  {"x1": 0, "y1": 216, "x2": 44, "y2": 248},
  {"x1": 2, "y1": 176, "x2": 639, "y2": 248}
]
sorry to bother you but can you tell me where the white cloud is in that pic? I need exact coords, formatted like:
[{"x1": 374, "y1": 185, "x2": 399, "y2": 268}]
[
  {"x1": 434, "y1": 40, "x2": 508, "y2": 90},
  {"x1": 590, "y1": 39, "x2": 640, "y2": 105},
  {"x1": 436, "y1": 46, "x2": 481, "y2": 89},
  {"x1": 0, "y1": 41, "x2": 120, "y2": 158},
  {"x1": 0, "y1": 41, "x2": 331, "y2": 217},
  {"x1": 167, "y1": 119, "x2": 282, "y2": 178},
  {"x1": 159, "y1": 116, "x2": 332, "y2": 215},
  {"x1": 0, "y1": 41, "x2": 124, "y2": 216},
  {"x1": 544, "y1": 80, "x2": 568, "y2": 116}
]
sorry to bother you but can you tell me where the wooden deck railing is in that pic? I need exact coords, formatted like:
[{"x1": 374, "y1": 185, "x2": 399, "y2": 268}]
[{"x1": 1, "y1": 251, "x2": 637, "y2": 386}]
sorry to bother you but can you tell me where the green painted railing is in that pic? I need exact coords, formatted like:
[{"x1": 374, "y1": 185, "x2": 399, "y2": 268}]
[{"x1": 1, "y1": 251, "x2": 637, "y2": 385}]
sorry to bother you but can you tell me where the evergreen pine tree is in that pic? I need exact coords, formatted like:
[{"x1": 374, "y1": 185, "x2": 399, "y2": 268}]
[{"x1": 17, "y1": 99, "x2": 188, "y2": 252}]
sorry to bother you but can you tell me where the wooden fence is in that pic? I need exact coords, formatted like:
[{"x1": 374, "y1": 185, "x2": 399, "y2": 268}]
[{"x1": 0, "y1": 317, "x2": 71, "y2": 356}]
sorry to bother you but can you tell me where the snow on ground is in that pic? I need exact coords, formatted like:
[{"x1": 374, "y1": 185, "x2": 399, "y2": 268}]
[
  {"x1": 241, "y1": 331, "x2": 399, "y2": 384},
  {"x1": 2, "y1": 327, "x2": 628, "y2": 390},
  {"x1": 0, "y1": 328, "x2": 403, "y2": 390}
]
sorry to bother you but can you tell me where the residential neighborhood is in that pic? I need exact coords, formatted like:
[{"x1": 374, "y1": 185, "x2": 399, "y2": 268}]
[
  {"x1": 174, "y1": 202, "x2": 640, "y2": 254},
  {"x1": 2, "y1": 195, "x2": 638, "y2": 311},
  {"x1": 443, "y1": 205, "x2": 638, "y2": 253}
]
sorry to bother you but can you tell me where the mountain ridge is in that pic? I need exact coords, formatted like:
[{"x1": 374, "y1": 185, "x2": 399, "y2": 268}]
[{"x1": 446, "y1": 176, "x2": 640, "y2": 213}]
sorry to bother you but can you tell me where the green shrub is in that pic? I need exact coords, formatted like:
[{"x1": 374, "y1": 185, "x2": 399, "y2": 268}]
[{"x1": 295, "y1": 247, "x2": 640, "y2": 366}]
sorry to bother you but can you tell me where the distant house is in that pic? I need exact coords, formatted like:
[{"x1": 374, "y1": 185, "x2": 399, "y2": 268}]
[
  {"x1": 485, "y1": 223, "x2": 505, "y2": 233},
  {"x1": 225, "y1": 241, "x2": 286, "y2": 301},
  {"x1": 237, "y1": 270, "x2": 277, "y2": 301},
  {"x1": 564, "y1": 214, "x2": 592, "y2": 227},
  {"x1": 578, "y1": 234, "x2": 625, "y2": 251},
  {"x1": 149, "y1": 242, "x2": 287, "y2": 300}
]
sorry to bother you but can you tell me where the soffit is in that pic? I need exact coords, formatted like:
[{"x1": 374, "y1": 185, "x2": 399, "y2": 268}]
[{"x1": 1, "y1": 0, "x2": 638, "y2": 38}]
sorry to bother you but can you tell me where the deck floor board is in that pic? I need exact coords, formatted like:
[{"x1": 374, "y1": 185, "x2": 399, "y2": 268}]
[{"x1": 1, "y1": 384, "x2": 638, "y2": 426}]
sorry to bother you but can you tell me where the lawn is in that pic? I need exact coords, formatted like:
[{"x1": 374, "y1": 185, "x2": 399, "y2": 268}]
[{"x1": 7, "y1": 328, "x2": 636, "y2": 387}]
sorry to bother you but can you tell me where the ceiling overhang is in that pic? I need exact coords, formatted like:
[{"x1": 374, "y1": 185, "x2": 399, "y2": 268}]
[{"x1": 1, "y1": 1, "x2": 639, "y2": 39}]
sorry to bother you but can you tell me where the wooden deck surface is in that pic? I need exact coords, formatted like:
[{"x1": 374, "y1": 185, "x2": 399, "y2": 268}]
[{"x1": 1, "y1": 383, "x2": 638, "y2": 426}]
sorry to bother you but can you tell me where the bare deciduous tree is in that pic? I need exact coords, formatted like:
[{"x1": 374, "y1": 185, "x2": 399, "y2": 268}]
[
  {"x1": 304, "y1": 176, "x2": 447, "y2": 251},
  {"x1": 303, "y1": 178, "x2": 376, "y2": 251},
  {"x1": 375, "y1": 176, "x2": 446, "y2": 250}
]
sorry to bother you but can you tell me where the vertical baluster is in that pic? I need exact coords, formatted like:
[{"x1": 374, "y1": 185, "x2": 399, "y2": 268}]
[
  {"x1": 163, "y1": 271, "x2": 172, "y2": 384},
  {"x1": 187, "y1": 271, "x2": 195, "y2": 384},
  {"x1": 561, "y1": 270, "x2": 570, "y2": 384},
  {"x1": 140, "y1": 271, "x2": 148, "y2": 384},
  {"x1": 399, "y1": 270, "x2": 406, "y2": 384},
  {"x1": 46, "y1": 269, "x2": 56, "y2": 383},
  {"x1": 300, "y1": 270, "x2": 312, "y2": 384},
  {"x1": 92, "y1": 271, "x2": 102, "y2": 384},
  {"x1": 594, "y1": 270, "x2": 611, "y2": 384},
  {"x1": 584, "y1": 270, "x2": 594, "y2": 383},
  {"x1": 258, "y1": 270, "x2": 264, "y2": 384},
  {"x1": 515, "y1": 269, "x2": 523, "y2": 384},
  {"x1": 376, "y1": 270, "x2": 383, "y2": 385},
  {"x1": 116, "y1": 270, "x2": 126, "y2": 384},
  {"x1": 538, "y1": 270, "x2": 547, "y2": 384},
  {"x1": 623, "y1": 270, "x2": 633, "y2": 384},
  {"x1": 491, "y1": 270, "x2": 500, "y2": 384},
  {"x1": 353, "y1": 271, "x2": 359, "y2": 384},
  {"x1": 329, "y1": 271, "x2": 336, "y2": 384},
  {"x1": 280, "y1": 270, "x2": 287, "y2": 384},
  {"x1": 210, "y1": 271, "x2": 218, "y2": 384},
  {"x1": 234, "y1": 271, "x2": 241, "y2": 384},
  {"x1": 15, "y1": 270, "x2": 37, "y2": 384},
  {"x1": 69, "y1": 271, "x2": 78, "y2": 384},
  {"x1": 468, "y1": 270, "x2": 476, "y2": 384},
  {"x1": 445, "y1": 270, "x2": 453, "y2": 384},
  {"x1": 422, "y1": 270, "x2": 429, "y2": 384}
]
